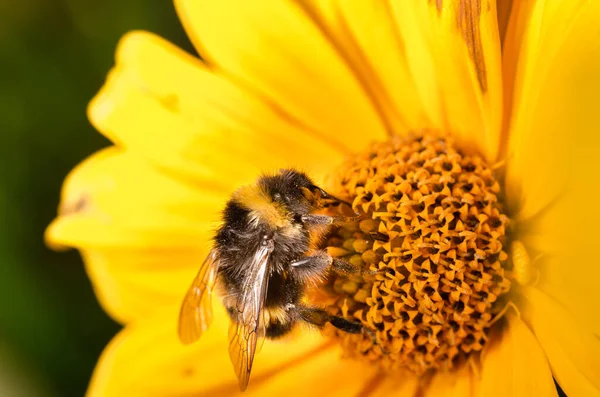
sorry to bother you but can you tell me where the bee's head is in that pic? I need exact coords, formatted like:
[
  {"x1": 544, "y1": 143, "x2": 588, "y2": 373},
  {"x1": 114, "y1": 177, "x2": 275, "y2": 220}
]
[
  {"x1": 259, "y1": 169, "x2": 313, "y2": 216},
  {"x1": 260, "y1": 169, "x2": 349, "y2": 216}
]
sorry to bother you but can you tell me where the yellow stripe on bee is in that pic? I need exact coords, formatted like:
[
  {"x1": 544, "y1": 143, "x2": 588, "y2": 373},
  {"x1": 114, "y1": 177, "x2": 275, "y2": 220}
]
[
  {"x1": 511, "y1": 240, "x2": 533, "y2": 285},
  {"x1": 233, "y1": 185, "x2": 289, "y2": 228},
  {"x1": 265, "y1": 306, "x2": 288, "y2": 324}
]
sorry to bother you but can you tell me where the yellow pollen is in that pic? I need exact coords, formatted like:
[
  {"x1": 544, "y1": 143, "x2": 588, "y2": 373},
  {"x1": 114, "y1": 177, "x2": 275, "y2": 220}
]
[
  {"x1": 510, "y1": 240, "x2": 538, "y2": 286},
  {"x1": 322, "y1": 132, "x2": 511, "y2": 374}
]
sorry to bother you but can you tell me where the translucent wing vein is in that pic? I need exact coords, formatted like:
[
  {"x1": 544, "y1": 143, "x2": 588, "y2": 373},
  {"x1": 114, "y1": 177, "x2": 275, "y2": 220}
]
[
  {"x1": 228, "y1": 240, "x2": 274, "y2": 391},
  {"x1": 178, "y1": 249, "x2": 220, "y2": 344}
]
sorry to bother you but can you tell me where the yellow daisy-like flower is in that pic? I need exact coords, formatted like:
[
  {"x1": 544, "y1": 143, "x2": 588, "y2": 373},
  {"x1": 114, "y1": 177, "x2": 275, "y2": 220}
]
[{"x1": 46, "y1": 1, "x2": 600, "y2": 396}]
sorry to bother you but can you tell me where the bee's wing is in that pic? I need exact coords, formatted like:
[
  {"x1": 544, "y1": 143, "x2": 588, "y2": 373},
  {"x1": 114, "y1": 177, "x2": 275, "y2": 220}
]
[
  {"x1": 178, "y1": 249, "x2": 220, "y2": 344},
  {"x1": 228, "y1": 240, "x2": 274, "y2": 391}
]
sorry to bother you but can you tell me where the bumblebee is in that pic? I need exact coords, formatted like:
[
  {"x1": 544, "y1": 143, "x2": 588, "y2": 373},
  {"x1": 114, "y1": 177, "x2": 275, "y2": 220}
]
[{"x1": 178, "y1": 169, "x2": 367, "y2": 391}]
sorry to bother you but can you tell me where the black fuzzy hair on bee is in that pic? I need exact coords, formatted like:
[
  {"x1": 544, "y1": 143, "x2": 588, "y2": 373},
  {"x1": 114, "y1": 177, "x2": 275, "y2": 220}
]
[{"x1": 178, "y1": 168, "x2": 367, "y2": 392}]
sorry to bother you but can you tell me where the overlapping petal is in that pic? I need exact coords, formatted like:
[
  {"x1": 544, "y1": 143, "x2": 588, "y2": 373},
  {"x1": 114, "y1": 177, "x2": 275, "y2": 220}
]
[
  {"x1": 176, "y1": 0, "x2": 503, "y2": 161},
  {"x1": 522, "y1": 191, "x2": 600, "y2": 336},
  {"x1": 45, "y1": 148, "x2": 218, "y2": 322},
  {"x1": 80, "y1": 248, "x2": 205, "y2": 324},
  {"x1": 293, "y1": 0, "x2": 433, "y2": 133},
  {"x1": 502, "y1": 0, "x2": 600, "y2": 337},
  {"x1": 478, "y1": 314, "x2": 557, "y2": 396},
  {"x1": 387, "y1": 0, "x2": 503, "y2": 160},
  {"x1": 46, "y1": 148, "x2": 220, "y2": 249},
  {"x1": 538, "y1": 257, "x2": 600, "y2": 337},
  {"x1": 87, "y1": 306, "x2": 377, "y2": 397},
  {"x1": 89, "y1": 31, "x2": 344, "y2": 188},
  {"x1": 496, "y1": 0, "x2": 514, "y2": 45},
  {"x1": 314, "y1": 0, "x2": 507, "y2": 161},
  {"x1": 521, "y1": 287, "x2": 600, "y2": 397},
  {"x1": 503, "y1": 0, "x2": 600, "y2": 219},
  {"x1": 369, "y1": 376, "x2": 419, "y2": 397},
  {"x1": 88, "y1": 307, "x2": 236, "y2": 397},
  {"x1": 174, "y1": 0, "x2": 387, "y2": 153},
  {"x1": 426, "y1": 366, "x2": 476, "y2": 397}
]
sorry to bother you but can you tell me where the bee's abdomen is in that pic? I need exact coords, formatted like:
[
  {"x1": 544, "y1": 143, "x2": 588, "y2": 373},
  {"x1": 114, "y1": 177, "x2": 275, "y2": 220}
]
[
  {"x1": 265, "y1": 272, "x2": 303, "y2": 307},
  {"x1": 265, "y1": 318, "x2": 294, "y2": 339}
]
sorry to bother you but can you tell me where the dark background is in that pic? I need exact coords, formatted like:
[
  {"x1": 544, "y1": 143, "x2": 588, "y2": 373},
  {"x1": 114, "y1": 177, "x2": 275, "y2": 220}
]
[{"x1": 0, "y1": 2, "x2": 192, "y2": 396}]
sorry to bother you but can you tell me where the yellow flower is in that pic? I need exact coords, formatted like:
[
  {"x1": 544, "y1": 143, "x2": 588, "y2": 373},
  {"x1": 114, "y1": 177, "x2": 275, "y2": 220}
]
[{"x1": 46, "y1": 1, "x2": 600, "y2": 396}]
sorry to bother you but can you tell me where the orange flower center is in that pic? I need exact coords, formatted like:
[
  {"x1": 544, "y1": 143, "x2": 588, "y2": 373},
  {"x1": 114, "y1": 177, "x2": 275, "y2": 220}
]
[{"x1": 322, "y1": 132, "x2": 511, "y2": 374}]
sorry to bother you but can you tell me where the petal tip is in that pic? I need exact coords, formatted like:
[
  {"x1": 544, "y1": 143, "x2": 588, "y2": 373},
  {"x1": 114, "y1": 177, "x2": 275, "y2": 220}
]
[
  {"x1": 87, "y1": 82, "x2": 117, "y2": 131},
  {"x1": 115, "y1": 30, "x2": 159, "y2": 64},
  {"x1": 44, "y1": 219, "x2": 72, "y2": 252}
]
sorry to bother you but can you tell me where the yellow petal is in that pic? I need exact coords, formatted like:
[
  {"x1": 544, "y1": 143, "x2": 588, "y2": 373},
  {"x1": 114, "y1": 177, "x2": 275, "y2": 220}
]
[
  {"x1": 87, "y1": 306, "x2": 356, "y2": 397},
  {"x1": 89, "y1": 31, "x2": 344, "y2": 186},
  {"x1": 244, "y1": 345, "x2": 378, "y2": 397},
  {"x1": 302, "y1": 0, "x2": 504, "y2": 160},
  {"x1": 45, "y1": 148, "x2": 220, "y2": 249},
  {"x1": 81, "y1": 248, "x2": 204, "y2": 324},
  {"x1": 539, "y1": 270, "x2": 600, "y2": 338},
  {"x1": 521, "y1": 287, "x2": 600, "y2": 397},
  {"x1": 503, "y1": 0, "x2": 600, "y2": 340},
  {"x1": 88, "y1": 306, "x2": 233, "y2": 397},
  {"x1": 174, "y1": 0, "x2": 387, "y2": 153},
  {"x1": 388, "y1": 0, "x2": 503, "y2": 161},
  {"x1": 427, "y1": 365, "x2": 477, "y2": 397},
  {"x1": 373, "y1": 375, "x2": 419, "y2": 396},
  {"x1": 497, "y1": 0, "x2": 514, "y2": 46},
  {"x1": 503, "y1": 1, "x2": 600, "y2": 219},
  {"x1": 296, "y1": 0, "x2": 433, "y2": 133},
  {"x1": 478, "y1": 314, "x2": 557, "y2": 396},
  {"x1": 526, "y1": 217, "x2": 600, "y2": 337}
]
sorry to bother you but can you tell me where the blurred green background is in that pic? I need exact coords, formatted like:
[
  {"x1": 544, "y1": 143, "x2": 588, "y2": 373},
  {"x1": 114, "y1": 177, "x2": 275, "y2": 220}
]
[{"x1": 0, "y1": 2, "x2": 193, "y2": 396}]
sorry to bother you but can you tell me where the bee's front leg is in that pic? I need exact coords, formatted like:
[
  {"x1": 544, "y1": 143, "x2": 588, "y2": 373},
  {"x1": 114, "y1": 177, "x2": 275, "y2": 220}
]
[
  {"x1": 300, "y1": 214, "x2": 360, "y2": 226},
  {"x1": 300, "y1": 214, "x2": 336, "y2": 226},
  {"x1": 290, "y1": 251, "x2": 374, "y2": 279},
  {"x1": 294, "y1": 305, "x2": 387, "y2": 353},
  {"x1": 294, "y1": 305, "x2": 363, "y2": 334},
  {"x1": 289, "y1": 251, "x2": 332, "y2": 281}
]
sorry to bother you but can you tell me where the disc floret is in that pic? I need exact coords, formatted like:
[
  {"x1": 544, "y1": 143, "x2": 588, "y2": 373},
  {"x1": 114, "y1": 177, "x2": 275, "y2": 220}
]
[{"x1": 324, "y1": 132, "x2": 511, "y2": 374}]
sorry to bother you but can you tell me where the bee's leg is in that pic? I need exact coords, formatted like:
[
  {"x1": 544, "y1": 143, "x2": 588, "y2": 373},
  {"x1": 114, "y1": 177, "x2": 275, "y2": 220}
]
[
  {"x1": 300, "y1": 214, "x2": 360, "y2": 226},
  {"x1": 330, "y1": 257, "x2": 381, "y2": 277},
  {"x1": 291, "y1": 252, "x2": 377, "y2": 281},
  {"x1": 294, "y1": 305, "x2": 386, "y2": 351},
  {"x1": 289, "y1": 251, "x2": 333, "y2": 282},
  {"x1": 300, "y1": 214, "x2": 336, "y2": 226},
  {"x1": 329, "y1": 257, "x2": 363, "y2": 275},
  {"x1": 290, "y1": 251, "x2": 370, "y2": 279},
  {"x1": 294, "y1": 305, "x2": 363, "y2": 334}
]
